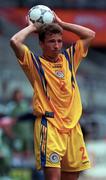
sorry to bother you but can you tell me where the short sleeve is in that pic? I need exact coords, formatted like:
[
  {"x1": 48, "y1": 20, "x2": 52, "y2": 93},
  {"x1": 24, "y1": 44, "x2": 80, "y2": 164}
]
[
  {"x1": 18, "y1": 45, "x2": 36, "y2": 87},
  {"x1": 18, "y1": 45, "x2": 32, "y2": 67},
  {"x1": 74, "y1": 40, "x2": 88, "y2": 72}
]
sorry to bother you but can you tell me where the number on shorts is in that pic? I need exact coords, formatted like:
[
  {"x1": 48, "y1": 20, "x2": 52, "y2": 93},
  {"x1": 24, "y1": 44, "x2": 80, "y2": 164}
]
[{"x1": 80, "y1": 146, "x2": 87, "y2": 160}]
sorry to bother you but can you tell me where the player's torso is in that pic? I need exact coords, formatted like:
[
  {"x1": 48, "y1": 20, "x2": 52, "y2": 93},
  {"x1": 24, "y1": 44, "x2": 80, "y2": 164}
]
[
  {"x1": 39, "y1": 54, "x2": 73, "y2": 114},
  {"x1": 32, "y1": 52, "x2": 82, "y2": 130}
]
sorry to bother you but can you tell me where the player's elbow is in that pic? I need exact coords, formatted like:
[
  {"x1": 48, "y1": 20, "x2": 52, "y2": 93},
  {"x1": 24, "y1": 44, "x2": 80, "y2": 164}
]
[
  {"x1": 10, "y1": 37, "x2": 17, "y2": 48},
  {"x1": 90, "y1": 31, "x2": 96, "y2": 40}
]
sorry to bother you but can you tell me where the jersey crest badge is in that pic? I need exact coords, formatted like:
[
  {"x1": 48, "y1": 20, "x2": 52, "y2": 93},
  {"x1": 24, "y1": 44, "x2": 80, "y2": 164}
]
[{"x1": 55, "y1": 70, "x2": 64, "y2": 78}]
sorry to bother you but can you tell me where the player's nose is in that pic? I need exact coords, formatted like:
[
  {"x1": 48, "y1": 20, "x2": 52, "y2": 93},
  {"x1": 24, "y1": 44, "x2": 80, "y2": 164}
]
[{"x1": 54, "y1": 42, "x2": 59, "y2": 49}]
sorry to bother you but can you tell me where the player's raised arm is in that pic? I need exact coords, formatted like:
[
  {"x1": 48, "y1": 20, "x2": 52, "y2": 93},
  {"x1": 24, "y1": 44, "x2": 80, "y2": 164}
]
[
  {"x1": 10, "y1": 16, "x2": 41, "y2": 60},
  {"x1": 54, "y1": 12, "x2": 96, "y2": 51}
]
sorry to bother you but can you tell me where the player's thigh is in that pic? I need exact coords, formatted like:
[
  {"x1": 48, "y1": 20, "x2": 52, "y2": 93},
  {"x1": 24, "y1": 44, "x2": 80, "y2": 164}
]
[
  {"x1": 61, "y1": 123, "x2": 91, "y2": 172},
  {"x1": 44, "y1": 167, "x2": 61, "y2": 180},
  {"x1": 61, "y1": 171, "x2": 80, "y2": 180}
]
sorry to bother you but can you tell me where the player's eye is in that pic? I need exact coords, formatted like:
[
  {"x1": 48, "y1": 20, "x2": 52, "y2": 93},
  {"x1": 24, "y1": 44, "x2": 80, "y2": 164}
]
[
  {"x1": 58, "y1": 40, "x2": 62, "y2": 43},
  {"x1": 49, "y1": 40, "x2": 55, "y2": 43}
]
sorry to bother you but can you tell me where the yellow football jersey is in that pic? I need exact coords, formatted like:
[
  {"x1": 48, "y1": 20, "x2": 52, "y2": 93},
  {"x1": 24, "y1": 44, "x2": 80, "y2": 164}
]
[{"x1": 18, "y1": 40, "x2": 87, "y2": 132}]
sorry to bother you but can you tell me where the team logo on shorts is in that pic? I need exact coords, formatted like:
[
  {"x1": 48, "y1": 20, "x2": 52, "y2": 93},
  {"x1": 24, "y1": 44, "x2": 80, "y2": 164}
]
[
  {"x1": 49, "y1": 153, "x2": 60, "y2": 163},
  {"x1": 55, "y1": 70, "x2": 64, "y2": 78}
]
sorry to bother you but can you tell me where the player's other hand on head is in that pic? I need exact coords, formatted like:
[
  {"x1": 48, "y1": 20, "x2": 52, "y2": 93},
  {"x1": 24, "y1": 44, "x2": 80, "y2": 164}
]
[{"x1": 53, "y1": 11, "x2": 62, "y2": 24}]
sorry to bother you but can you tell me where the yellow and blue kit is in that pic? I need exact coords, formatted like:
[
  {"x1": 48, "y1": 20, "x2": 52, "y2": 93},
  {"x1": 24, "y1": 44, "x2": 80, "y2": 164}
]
[{"x1": 18, "y1": 40, "x2": 91, "y2": 171}]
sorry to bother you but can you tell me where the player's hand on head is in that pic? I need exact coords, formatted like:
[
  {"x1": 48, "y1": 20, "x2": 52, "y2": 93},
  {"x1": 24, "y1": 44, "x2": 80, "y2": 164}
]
[
  {"x1": 25, "y1": 15, "x2": 41, "y2": 33},
  {"x1": 33, "y1": 22, "x2": 42, "y2": 32},
  {"x1": 26, "y1": 15, "x2": 33, "y2": 26}
]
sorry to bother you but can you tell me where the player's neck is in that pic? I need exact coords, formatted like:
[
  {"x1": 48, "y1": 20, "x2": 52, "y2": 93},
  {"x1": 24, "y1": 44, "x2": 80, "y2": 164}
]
[{"x1": 42, "y1": 54, "x2": 58, "y2": 63}]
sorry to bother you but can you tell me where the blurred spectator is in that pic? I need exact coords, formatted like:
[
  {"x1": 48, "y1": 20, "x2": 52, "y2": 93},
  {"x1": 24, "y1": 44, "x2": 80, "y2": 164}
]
[
  {"x1": 0, "y1": 116, "x2": 16, "y2": 139},
  {"x1": 4, "y1": 88, "x2": 34, "y2": 155},
  {"x1": 0, "y1": 128, "x2": 11, "y2": 177},
  {"x1": 6, "y1": 88, "x2": 30, "y2": 117}
]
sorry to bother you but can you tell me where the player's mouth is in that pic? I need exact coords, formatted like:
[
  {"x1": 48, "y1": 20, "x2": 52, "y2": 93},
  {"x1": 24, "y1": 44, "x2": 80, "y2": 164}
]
[{"x1": 52, "y1": 49, "x2": 60, "y2": 54}]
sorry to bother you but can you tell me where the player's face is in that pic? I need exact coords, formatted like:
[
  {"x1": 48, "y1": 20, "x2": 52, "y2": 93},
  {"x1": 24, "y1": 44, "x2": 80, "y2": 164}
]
[{"x1": 40, "y1": 33, "x2": 63, "y2": 60}]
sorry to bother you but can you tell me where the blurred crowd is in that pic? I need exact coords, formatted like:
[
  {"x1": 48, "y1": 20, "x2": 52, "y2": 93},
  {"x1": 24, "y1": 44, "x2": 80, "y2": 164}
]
[{"x1": 0, "y1": 88, "x2": 36, "y2": 178}]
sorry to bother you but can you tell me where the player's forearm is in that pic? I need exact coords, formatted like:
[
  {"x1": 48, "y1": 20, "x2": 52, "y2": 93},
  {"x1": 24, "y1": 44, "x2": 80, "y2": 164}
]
[
  {"x1": 10, "y1": 24, "x2": 37, "y2": 44},
  {"x1": 59, "y1": 21, "x2": 95, "y2": 40},
  {"x1": 10, "y1": 24, "x2": 37, "y2": 59}
]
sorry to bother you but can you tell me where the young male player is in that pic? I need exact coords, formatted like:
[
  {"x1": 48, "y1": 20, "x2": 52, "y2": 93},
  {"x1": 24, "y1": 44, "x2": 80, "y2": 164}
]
[{"x1": 10, "y1": 12, "x2": 95, "y2": 180}]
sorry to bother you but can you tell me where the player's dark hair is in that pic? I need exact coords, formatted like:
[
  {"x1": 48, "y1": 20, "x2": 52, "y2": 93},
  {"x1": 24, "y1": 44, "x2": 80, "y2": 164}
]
[{"x1": 38, "y1": 23, "x2": 63, "y2": 42}]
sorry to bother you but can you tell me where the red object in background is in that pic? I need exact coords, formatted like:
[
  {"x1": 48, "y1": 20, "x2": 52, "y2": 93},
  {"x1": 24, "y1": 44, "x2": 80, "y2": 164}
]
[
  {"x1": 0, "y1": 8, "x2": 106, "y2": 46},
  {"x1": 0, "y1": 8, "x2": 28, "y2": 27},
  {"x1": 54, "y1": 9, "x2": 106, "y2": 46}
]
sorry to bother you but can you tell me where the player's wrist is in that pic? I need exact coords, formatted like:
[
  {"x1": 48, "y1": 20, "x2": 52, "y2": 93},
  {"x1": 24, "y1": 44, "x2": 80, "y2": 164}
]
[{"x1": 28, "y1": 24, "x2": 38, "y2": 33}]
